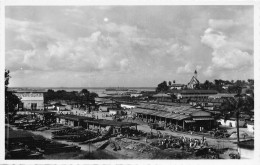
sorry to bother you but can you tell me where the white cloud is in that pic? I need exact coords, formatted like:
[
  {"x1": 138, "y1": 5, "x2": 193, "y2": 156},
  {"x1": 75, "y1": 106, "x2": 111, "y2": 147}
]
[
  {"x1": 208, "y1": 19, "x2": 235, "y2": 30},
  {"x1": 177, "y1": 63, "x2": 201, "y2": 74},
  {"x1": 201, "y1": 18, "x2": 253, "y2": 76},
  {"x1": 211, "y1": 48, "x2": 253, "y2": 69},
  {"x1": 203, "y1": 66, "x2": 213, "y2": 77},
  {"x1": 5, "y1": 6, "x2": 253, "y2": 87},
  {"x1": 201, "y1": 28, "x2": 226, "y2": 49}
]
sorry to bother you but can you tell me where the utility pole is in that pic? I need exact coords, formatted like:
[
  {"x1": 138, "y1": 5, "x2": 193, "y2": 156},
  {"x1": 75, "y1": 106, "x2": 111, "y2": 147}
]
[
  {"x1": 236, "y1": 93, "x2": 243, "y2": 144},
  {"x1": 236, "y1": 106, "x2": 240, "y2": 143}
]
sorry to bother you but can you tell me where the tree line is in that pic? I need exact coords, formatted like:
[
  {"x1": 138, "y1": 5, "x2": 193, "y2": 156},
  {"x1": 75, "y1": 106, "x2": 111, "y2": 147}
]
[
  {"x1": 44, "y1": 89, "x2": 98, "y2": 105},
  {"x1": 156, "y1": 79, "x2": 254, "y2": 93},
  {"x1": 5, "y1": 70, "x2": 21, "y2": 122}
]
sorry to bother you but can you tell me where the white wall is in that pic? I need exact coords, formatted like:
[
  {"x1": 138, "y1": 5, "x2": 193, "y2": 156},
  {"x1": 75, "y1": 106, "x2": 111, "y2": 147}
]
[
  {"x1": 218, "y1": 119, "x2": 245, "y2": 128},
  {"x1": 247, "y1": 124, "x2": 254, "y2": 133},
  {"x1": 22, "y1": 100, "x2": 44, "y2": 110},
  {"x1": 109, "y1": 110, "x2": 122, "y2": 115},
  {"x1": 121, "y1": 104, "x2": 136, "y2": 109}
]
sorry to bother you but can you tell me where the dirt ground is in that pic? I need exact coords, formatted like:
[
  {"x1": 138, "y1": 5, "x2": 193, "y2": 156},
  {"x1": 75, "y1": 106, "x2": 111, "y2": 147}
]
[
  {"x1": 68, "y1": 109, "x2": 253, "y2": 151},
  {"x1": 13, "y1": 109, "x2": 253, "y2": 159}
]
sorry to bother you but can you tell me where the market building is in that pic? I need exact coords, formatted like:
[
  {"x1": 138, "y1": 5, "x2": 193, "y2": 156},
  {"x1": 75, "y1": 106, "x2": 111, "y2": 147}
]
[
  {"x1": 83, "y1": 119, "x2": 138, "y2": 134},
  {"x1": 131, "y1": 103, "x2": 216, "y2": 131},
  {"x1": 174, "y1": 90, "x2": 218, "y2": 99}
]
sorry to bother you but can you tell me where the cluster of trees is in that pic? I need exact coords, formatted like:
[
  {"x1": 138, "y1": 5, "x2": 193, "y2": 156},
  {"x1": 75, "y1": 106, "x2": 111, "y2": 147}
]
[
  {"x1": 219, "y1": 95, "x2": 254, "y2": 116},
  {"x1": 198, "y1": 79, "x2": 254, "y2": 93},
  {"x1": 156, "y1": 79, "x2": 254, "y2": 94},
  {"x1": 44, "y1": 89, "x2": 98, "y2": 106},
  {"x1": 156, "y1": 81, "x2": 169, "y2": 92},
  {"x1": 5, "y1": 70, "x2": 21, "y2": 122}
]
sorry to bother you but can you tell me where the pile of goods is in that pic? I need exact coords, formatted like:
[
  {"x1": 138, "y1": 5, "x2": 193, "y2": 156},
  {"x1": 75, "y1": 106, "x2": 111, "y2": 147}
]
[
  {"x1": 209, "y1": 129, "x2": 230, "y2": 138},
  {"x1": 125, "y1": 142, "x2": 158, "y2": 153},
  {"x1": 52, "y1": 127, "x2": 99, "y2": 142}
]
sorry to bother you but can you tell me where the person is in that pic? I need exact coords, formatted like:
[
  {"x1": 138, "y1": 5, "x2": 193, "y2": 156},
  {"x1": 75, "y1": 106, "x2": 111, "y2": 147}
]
[{"x1": 203, "y1": 138, "x2": 208, "y2": 146}]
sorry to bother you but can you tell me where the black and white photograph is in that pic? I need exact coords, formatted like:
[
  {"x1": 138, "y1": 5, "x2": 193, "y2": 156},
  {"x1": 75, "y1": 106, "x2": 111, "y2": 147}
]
[{"x1": 2, "y1": 0, "x2": 259, "y2": 162}]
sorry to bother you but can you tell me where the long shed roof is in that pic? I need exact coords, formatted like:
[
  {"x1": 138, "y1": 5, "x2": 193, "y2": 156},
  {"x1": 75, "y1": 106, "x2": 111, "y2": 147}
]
[{"x1": 84, "y1": 119, "x2": 137, "y2": 127}]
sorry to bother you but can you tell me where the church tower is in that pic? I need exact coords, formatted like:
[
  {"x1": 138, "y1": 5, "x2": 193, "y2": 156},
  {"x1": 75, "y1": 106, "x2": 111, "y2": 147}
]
[
  {"x1": 194, "y1": 70, "x2": 197, "y2": 79},
  {"x1": 187, "y1": 70, "x2": 199, "y2": 89}
]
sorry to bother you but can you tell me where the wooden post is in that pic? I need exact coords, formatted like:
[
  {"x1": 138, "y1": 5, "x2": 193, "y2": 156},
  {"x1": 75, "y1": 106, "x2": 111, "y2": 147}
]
[{"x1": 236, "y1": 110, "x2": 240, "y2": 143}]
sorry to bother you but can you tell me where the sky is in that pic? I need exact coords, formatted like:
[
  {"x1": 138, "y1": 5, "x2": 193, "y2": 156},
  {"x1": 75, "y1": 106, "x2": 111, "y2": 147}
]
[{"x1": 5, "y1": 6, "x2": 254, "y2": 87}]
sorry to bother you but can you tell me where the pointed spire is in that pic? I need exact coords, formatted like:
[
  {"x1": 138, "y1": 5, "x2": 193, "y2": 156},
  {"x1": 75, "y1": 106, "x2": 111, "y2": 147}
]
[{"x1": 194, "y1": 70, "x2": 197, "y2": 79}]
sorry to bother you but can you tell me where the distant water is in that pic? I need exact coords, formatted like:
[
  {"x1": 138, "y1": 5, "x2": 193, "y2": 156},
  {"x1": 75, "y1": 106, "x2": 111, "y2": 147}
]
[
  {"x1": 10, "y1": 87, "x2": 156, "y2": 96},
  {"x1": 56, "y1": 87, "x2": 155, "y2": 96}
]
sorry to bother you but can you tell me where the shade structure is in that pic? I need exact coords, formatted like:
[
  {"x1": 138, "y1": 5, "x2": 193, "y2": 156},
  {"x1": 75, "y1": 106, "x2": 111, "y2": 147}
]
[
  {"x1": 184, "y1": 120, "x2": 196, "y2": 123},
  {"x1": 192, "y1": 117, "x2": 214, "y2": 120}
]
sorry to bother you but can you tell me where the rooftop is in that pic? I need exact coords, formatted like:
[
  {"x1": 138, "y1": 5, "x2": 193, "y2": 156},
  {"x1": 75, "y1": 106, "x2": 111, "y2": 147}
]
[
  {"x1": 179, "y1": 90, "x2": 218, "y2": 94},
  {"x1": 84, "y1": 119, "x2": 137, "y2": 127},
  {"x1": 55, "y1": 114, "x2": 94, "y2": 121}
]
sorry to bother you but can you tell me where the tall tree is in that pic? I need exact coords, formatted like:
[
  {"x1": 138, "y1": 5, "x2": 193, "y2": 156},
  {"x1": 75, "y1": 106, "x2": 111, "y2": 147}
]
[
  {"x1": 156, "y1": 81, "x2": 169, "y2": 92},
  {"x1": 5, "y1": 70, "x2": 21, "y2": 123}
]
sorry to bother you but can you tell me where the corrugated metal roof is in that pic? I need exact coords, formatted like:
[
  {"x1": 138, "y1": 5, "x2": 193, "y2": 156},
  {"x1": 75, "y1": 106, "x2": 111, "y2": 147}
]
[
  {"x1": 179, "y1": 90, "x2": 218, "y2": 94},
  {"x1": 153, "y1": 93, "x2": 171, "y2": 98},
  {"x1": 184, "y1": 120, "x2": 196, "y2": 123},
  {"x1": 193, "y1": 117, "x2": 214, "y2": 120},
  {"x1": 174, "y1": 115, "x2": 190, "y2": 120}
]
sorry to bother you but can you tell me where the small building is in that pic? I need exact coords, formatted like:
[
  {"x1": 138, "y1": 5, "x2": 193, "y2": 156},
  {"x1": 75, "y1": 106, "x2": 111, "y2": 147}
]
[
  {"x1": 30, "y1": 110, "x2": 57, "y2": 124},
  {"x1": 54, "y1": 103, "x2": 66, "y2": 111},
  {"x1": 121, "y1": 103, "x2": 136, "y2": 109},
  {"x1": 190, "y1": 111, "x2": 215, "y2": 131},
  {"x1": 218, "y1": 118, "x2": 246, "y2": 128},
  {"x1": 170, "y1": 84, "x2": 185, "y2": 90},
  {"x1": 130, "y1": 93, "x2": 143, "y2": 97},
  {"x1": 55, "y1": 114, "x2": 93, "y2": 127},
  {"x1": 83, "y1": 119, "x2": 138, "y2": 134},
  {"x1": 45, "y1": 104, "x2": 55, "y2": 110},
  {"x1": 57, "y1": 109, "x2": 71, "y2": 115},
  {"x1": 98, "y1": 100, "x2": 120, "y2": 112},
  {"x1": 14, "y1": 89, "x2": 45, "y2": 110},
  {"x1": 109, "y1": 109, "x2": 124, "y2": 115},
  {"x1": 152, "y1": 93, "x2": 172, "y2": 102}
]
